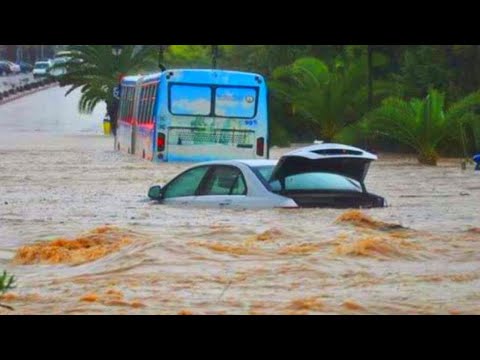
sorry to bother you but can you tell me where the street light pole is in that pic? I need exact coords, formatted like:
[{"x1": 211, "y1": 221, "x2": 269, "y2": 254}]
[
  {"x1": 111, "y1": 45, "x2": 124, "y2": 137},
  {"x1": 112, "y1": 45, "x2": 124, "y2": 72},
  {"x1": 158, "y1": 45, "x2": 166, "y2": 71}
]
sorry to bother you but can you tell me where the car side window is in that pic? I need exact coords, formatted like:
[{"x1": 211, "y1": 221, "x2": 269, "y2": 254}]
[
  {"x1": 201, "y1": 166, "x2": 247, "y2": 196},
  {"x1": 163, "y1": 166, "x2": 210, "y2": 199}
]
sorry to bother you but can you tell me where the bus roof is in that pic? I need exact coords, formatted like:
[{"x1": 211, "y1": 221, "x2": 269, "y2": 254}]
[
  {"x1": 121, "y1": 69, "x2": 265, "y2": 87},
  {"x1": 163, "y1": 69, "x2": 265, "y2": 86}
]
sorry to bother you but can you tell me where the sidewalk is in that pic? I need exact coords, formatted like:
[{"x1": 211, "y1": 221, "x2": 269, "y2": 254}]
[
  {"x1": 0, "y1": 74, "x2": 58, "y2": 105},
  {"x1": 0, "y1": 73, "x2": 34, "y2": 92}
]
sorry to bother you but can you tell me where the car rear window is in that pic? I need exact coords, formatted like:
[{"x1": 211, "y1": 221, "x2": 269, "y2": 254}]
[{"x1": 274, "y1": 172, "x2": 362, "y2": 192}]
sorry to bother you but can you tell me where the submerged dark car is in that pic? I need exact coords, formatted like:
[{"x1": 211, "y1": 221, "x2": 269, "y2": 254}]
[
  {"x1": 17, "y1": 61, "x2": 34, "y2": 73},
  {"x1": 265, "y1": 145, "x2": 385, "y2": 208},
  {"x1": 148, "y1": 144, "x2": 386, "y2": 209}
]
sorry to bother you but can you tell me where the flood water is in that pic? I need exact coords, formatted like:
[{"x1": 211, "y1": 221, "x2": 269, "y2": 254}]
[{"x1": 1, "y1": 86, "x2": 480, "y2": 315}]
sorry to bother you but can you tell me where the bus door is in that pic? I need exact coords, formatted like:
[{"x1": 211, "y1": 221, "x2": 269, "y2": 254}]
[{"x1": 116, "y1": 85, "x2": 135, "y2": 155}]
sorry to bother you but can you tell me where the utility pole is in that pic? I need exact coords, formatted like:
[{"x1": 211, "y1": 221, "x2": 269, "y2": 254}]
[{"x1": 367, "y1": 45, "x2": 373, "y2": 111}]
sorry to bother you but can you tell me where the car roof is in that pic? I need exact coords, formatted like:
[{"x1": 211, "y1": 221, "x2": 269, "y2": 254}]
[
  {"x1": 236, "y1": 159, "x2": 278, "y2": 167},
  {"x1": 193, "y1": 159, "x2": 278, "y2": 168}
]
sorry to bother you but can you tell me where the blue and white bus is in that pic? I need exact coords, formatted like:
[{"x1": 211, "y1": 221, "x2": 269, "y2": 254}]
[{"x1": 115, "y1": 69, "x2": 269, "y2": 162}]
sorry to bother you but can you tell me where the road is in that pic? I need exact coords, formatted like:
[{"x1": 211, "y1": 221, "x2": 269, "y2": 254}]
[{"x1": 1, "y1": 87, "x2": 480, "y2": 315}]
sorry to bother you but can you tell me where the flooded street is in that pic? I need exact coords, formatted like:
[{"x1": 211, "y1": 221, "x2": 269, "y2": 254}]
[{"x1": 1, "y1": 86, "x2": 480, "y2": 314}]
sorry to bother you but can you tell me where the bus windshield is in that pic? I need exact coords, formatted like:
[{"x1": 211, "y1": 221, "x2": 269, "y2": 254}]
[
  {"x1": 215, "y1": 87, "x2": 257, "y2": 118},
  {"x1": 170, "y1": 85, "x2": 212, "y2": 116},
  {"x1": 169, "y1": 84, "x2": 258, "y2": 119}
]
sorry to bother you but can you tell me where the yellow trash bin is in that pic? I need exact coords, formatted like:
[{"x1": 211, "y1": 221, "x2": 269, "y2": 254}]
[{"x1": 103, "y1": 115, "x2": 112, "y2": 135}]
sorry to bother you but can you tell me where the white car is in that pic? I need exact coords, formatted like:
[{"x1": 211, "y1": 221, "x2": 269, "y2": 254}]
[
  {"x1": 148, "y1": 143, "x2": 386, "y2": 209},
  {"x1": 49, "y1": 58, "x2": 68, "y2": 77},
  {"x1": 33, "y1": 61, "x2": 51, "y2": 78}
]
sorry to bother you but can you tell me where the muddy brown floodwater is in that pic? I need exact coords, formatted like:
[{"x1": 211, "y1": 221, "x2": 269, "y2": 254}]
[{"x1": 1, "y1": 87, "x2": 480, "y2": 315}]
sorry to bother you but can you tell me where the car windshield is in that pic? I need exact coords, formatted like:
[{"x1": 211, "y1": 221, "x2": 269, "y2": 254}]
[
  {"x1": 35, "y1": 63, "x2": 49, "y2": 69},
  {"x1": 251, "y1": 165, "x2": 362, "y2": 193}
]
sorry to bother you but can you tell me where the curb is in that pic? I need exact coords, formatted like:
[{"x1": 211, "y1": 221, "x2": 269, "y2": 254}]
[{"x1": 0, "y1": 82, "x2": 59, "y2": 106}]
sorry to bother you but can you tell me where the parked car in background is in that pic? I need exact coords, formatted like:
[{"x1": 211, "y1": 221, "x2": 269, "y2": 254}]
[
  {"x1": 1, "y1": 61, "x2": 21, "y2": 74},
  {"x1": 148, "y1": 143, "x2": 387, "y2": 209},
  {"x1": 17, "y1": 61, "x2": 34, "y2": 73},
  {"x1": 49, "y1": 58, "x2": 68, "y2": 77},
  {"x1": 0, "y1": 62, "x2": 12, "y2": 76},
  {"x1": 33, "y1": 61, "x2": 51, "y2": 78},
  {"x1": 474, "y1": 154, "x2": 480, "y2": 171}
]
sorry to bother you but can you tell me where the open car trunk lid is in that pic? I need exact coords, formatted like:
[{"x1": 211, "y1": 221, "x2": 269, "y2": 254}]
[{"x1": 270, "y1": 144, "x2": 378, "y2": 184}]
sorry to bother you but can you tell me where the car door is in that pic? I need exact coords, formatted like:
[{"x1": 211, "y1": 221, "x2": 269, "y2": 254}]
[
  {"x1": 161, "y1": 165, "x2": 211, "y2": 207},
  {"x1": 194, "y1": 165, "x2": 249, "y2": 209}
]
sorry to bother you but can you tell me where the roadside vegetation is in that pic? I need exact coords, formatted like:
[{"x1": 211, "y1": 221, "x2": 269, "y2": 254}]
[
  {"x1": 0, "y1": 270, "x2": 16, "y2": 311},
  {"x1": 52, "y1": 45, "x2": 480, "y2": 165}
]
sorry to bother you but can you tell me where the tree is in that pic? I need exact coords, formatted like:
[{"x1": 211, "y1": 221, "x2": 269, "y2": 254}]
[
  {"x1": 363, "y1": 89, "x2": 480, "y2": 165},
  {"x1": 55, "y1": 45, "x2": 157, "y2": 135},
  {"x1": 270, "y1": 55, "x2": 391, "y2": 142},
  {"x1": 392, "y1": 46, "x2": 452, "y2": 99},
  {"x1": 164, "y1": 45, "x2": 212, "y2": 68},
  {"x1": 0, "y1": 270, "x2": 15, "y2": 311},
  {"x1": 368, "y1": 45, "x2": 374, "y2": 110},
  {"x1": 5, "y1": 45, "x2": 17, "y2": 61}
]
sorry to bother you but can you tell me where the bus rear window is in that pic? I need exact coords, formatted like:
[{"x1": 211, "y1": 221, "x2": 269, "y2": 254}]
[
  {"x1": 170, "y1": 85, "x2": 212, "y2": 116},
  {"x1": 215, "y1": 87, "x2": 257, "y2": 118}
]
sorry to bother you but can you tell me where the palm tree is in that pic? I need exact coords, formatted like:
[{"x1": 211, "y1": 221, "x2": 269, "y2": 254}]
[
  {"x1": 363, "y1": 89, "x2": 480, "y2": 165},
  {"x1": 270, "y1": 56, "x2": 392, "y2": 142},
  {"x1": 55, "y1": 45, "x2": 157, "y2": 135},
  {"x1": 0, "y1": 270, "x2": 15, "y2": 311}
]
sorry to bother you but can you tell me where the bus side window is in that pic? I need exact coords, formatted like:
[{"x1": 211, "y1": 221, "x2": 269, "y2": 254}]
[
  {"x1": 149, "y1": 85, "x2": 155, "y2": 123},
  {"x1": 151, "y1": 84, "x2": 158, "y2": 124},
  {"x1": 126, "y1": 88, "x2": 131, "y2": 121},
  {"x1": 145, "y1": 85, "x2": 152, "y2": 123},
  {"x1": 144, "y1": 86, "x2": 150, "y2": 123},
  {"x1": 129, "y1": 87, "x2": 135, "y2": 122},
  {"x1": 141, "y1": 87, "x2": 147, "y2": 124}
]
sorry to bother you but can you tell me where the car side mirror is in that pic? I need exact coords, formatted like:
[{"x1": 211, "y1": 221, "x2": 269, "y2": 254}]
[{"x1": 148, "y1": 186, "x2": 163, "y2": 200}]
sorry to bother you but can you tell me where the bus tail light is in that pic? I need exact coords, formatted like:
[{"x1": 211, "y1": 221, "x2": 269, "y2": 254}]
[
  {"x1": 256, "y1": 137, "x2": 265, "y2": 157},
  {"x1": 157, "y1": 133, "x2": 165, "y2": 152}
]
